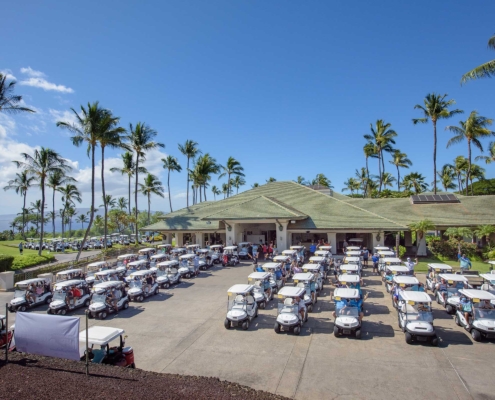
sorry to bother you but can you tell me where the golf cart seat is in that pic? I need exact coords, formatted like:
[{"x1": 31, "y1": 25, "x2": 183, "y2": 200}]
[
  {"x1": 91, "y1": 349, "x2": 106, "y2": 364},
  {"x1": 284, "y1": 298, "x2": 293, "y2": 306},
  {"x1": 235, "y1": 295, "x2": 244, "y2": 303},
  {"x1": 401, "y1": 304, "x2": 416, "y2": 313},
  {"x1": 296, "y1": 282, "x2": 305, "y2": 289},
  {"x1": 481, "y1": 283, "x2": 490, "y2": 291}
]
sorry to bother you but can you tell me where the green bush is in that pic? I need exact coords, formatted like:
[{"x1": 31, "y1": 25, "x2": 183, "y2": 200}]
[
  {"x1": 0, "y1": 255, "x2": 14, "y2": 272},
  {"x1": 398, "y1": 245, "x2": 406, "y2": 258},
  {"x1": 11, "y1": 254, "x2": 56, "y2": 270},
  {"x1": 428, "y1": 239, "x2": 482, "y2": 261}
]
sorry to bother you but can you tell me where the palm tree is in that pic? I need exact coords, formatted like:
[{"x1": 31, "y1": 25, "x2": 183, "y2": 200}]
[
  {"x1": 413, "y1": 94, "x2": 463, "y2": 194},
  {"x1": 117, "y1": 197, "x2": 128, "y2": 211},
  {"x1": 389, "y1": 150, "x2": 412, "y2": 191},
  {"x1": 161, "y1": 155, "x2": 182, "y2": 212},
  {"x1": 29, "y1": 200, "x2": 43, "y2": 236},
  {"x1": 342, "y1": 178, "x2": 360, "y2": 196},
  {"x1": 354, "y1": 168, "x2": 368, "y2": 197},
  {"x1": 475, "y1": 141, "x2": 495, "y2": 165},
  {"x1": 194, "y1": 154, "x2": 220, "y2": 201},
  {"x1": 101, "y1": 194, "x2": 117, "y2": 210},
  {"x1": 461, "y1": 35, "x2": 495, "y2": 84},
  {"x1": 401, "y1": 172, "x2": 428, "y2": 194},
  {"x1": 97, "y1": 112, "x2": 126, "y2": 249},
  {"x1": 232, "y1": 175, "x2": 246, "y2": 194},
  {"x1": 475, "y1": 225, "x2": 495, "y2": 248},
  {"x1": 408, "y1": 219, "x2": 435, "y2": 256},
  {"x1": 58, "y1": 183, "x2": 82, "y2": 239},
  {"x1": 138, "y1": 173, "x2": 165, "y2": 224},
  {"x1": 380, "y1": 172, "x2": 396, "y2": 190},
  {"x1": 178, "y1": 140, "x2": 201, "y2": 207},
  {"x1": 364, "y1": 120, "x2": 397, "y2": 193},
  {"x1": 110, "y1": 152, "x2": 147, "y2": 214},
  {"x1": 76, "y1": 213, "x2": 88, "y2": 231},
  {"x1": 363, "y1": 142, "x2": 377, "y2": 182},
  {"x1": 469, "y1": 163, "x2": 486, "y2": 191},
  {"x1": 14, "y1": 148, "x2": 70, "y2": 255},
  {"x1": 251, "y1": 183, "x2": 260, "y2": 188},
  {"x1": 211, "y1": 185, "x2": 221, "y2": 200},
  {"x1": 219, "y1": 157, "x2": 244, "y2": 198},
  {"x1": 4, "y1": 170, "x2": 36, "y2": 239},
  {"x1": 447, "y1": 156, "x2": 469, "y2": 193},
  {"x1": 311, "y1": 173, "x2": 333, "y2": 188},
  {"x1": 0, "y1": 73, "x2": 35, "y2": 114},
  {"x1": 296, "y1": 176, "x2": 308, "y2": 185},
  {"x1": 446, "y1": 111, "x2": 495, "y2": 195},
  {"x1": 221, "y1": 183, "x2": 232, "y2": 199},
  {"x1": 266, "y1": 177, "x2": 277, "y2": 183},
  {"x1": 47, "y1": 170, "x2": 75, "y2": 238},
  {"x1": 57, "y1": 102, "x2": 109, "y2": 260},
  {"x1": 127, "y1": 122, "x2": 164, "y2": 243},
  {"x1": 436, "y1": 164, "x2": 457, "y2": 192},
  {"x1": 93, "y1": 215, "x2": 104, "y2": 235},
  {"x1": 65, "y1": 206, "x2": 76, "y2": 237}
]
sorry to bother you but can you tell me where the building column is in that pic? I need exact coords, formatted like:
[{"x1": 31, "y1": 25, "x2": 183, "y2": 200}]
[
  {"x1": 227, "y1": 223, "x2": 238, "y2": 246},
  {"x1": 277, "y1": 222, "x2": 289, "y2": 251},
  {"x1": 176, "y1": 232, "x2": 184, "y2": 247},
  {"x1": 404, "y1": 231, "x2": 412, "y2": 247},
  {"x1": 196, "y1": 232, "x2": 205, "y2": 248},
  {"x1": 371, "y1": 231, "x2": 382, "y2": 250},
  {"x1": 163, "y1": 232, "x2": 171, "y2": 244},
  {"x1": 417, "y1": 236, "x2": 427, "y2": 256},
  {"x1": 326, "y1": 233, "x2": 337, "y2": 255}
]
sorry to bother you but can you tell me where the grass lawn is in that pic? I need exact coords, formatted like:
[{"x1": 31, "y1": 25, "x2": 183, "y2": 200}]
[{"x1": 415, "y1": 257, "x2": 493, "y2": 274}]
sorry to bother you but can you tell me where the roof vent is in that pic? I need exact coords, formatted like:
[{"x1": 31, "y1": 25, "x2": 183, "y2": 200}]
[
  {"x1": 410, "y1": 194, "x2": 460, "y2": 204},
  {"x1": 307, "y1": 185, "x2": 333, "y2": 196}
]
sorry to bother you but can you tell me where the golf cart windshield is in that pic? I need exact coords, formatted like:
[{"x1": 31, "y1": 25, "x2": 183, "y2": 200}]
[
  {"x1": 278, "y1": 301, "x2": 298, "y2": 315},
  {"x1": 406, "y1": 308, "x2": 433, "y2": 323},
  {"x1": 228, "y1": 294, "x2": 249, "y2": 311},
  {"x1": 138, "y1": 255, "x2": 146, "y2": 260},
  {"x1": 91, "y1": 294, "x2": 106, "y2": 304},
  {"x1": 166, "y1": 268, "x2": 178, "y2": 275},
  {"x1": 14, "y1": 290, "x2": 26, "y2": 299},
  {"x1": 336, "y1": 306, "x2": 359, "y2": 318},
  {"x1": 446, "y1": 287, "x2": 461, "y2": 297},
  {"x1": 474, "y1": 308, "x2": 495, "y2": 321},
  {"x1": 156, "y1": 269, "x2": 166, "y2": 277},
  {"x1": 53, "y1": 291, "x2": 66, "y2": 301},
  {"x1": 129, "y1": 280, "x2": 142, "y2": 289}
]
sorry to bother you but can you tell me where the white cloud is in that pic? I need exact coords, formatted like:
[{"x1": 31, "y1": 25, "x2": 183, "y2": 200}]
[
  {"x1": 0, "y1": 69, "x2": 16, "y2": 80},
  {"x1": 49, "y1": 109, "x2": 78, "y2": 126},
  {"x1": 19, "y1": 67, "x2": 74, "y2": 94}
]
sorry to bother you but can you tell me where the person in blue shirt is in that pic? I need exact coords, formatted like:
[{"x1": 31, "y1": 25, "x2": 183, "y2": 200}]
[
  {"x1": 255, "y1": 264, "x2": 264, "y2": 273},
  {"x1": 362, "y1": 247, "x2": 369, "y2": 268},
  {"x1": 309, "y1": 243, "x2": 316, "y2": 257},
  {"x1": 459, "y1": 254, "x2": 472, "y2": 272},
  {"x1": 372, "y1": 253, "x2": 380, "y2": 275},
  {"x1": 332, "y1": 298, "x2": 347, "y2": 319},
  {"x1": 274, "y1": 267, "x2": 285, "y2": 285},
  {"x1": 459, "y1": 296, "x2": 472, "y2": 328}
]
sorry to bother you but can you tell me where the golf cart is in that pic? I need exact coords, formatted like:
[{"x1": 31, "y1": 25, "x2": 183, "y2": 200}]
[
  {"x1": 339, "y1": 263, "x2": 360, "y2": 278},
  {"x1": 248, "y1": 272, "x2": 273, "y2": 309},
  {"x1": 48, "y1": 279, "x2": 91, "y2": 315},
  {"x1": 119, "y1": 235, "x2": 130, "y2": 246},
  {"x1": 336, "y1": 274, "x2": 361, "y2": 291},
  {"x1": 157, "y1": 244, "x2": 173, "y2": 254},
  {"x1": 454, "y1": 289, "x2": 495, "y2": 341},
  {"x1": 222, "y1": 246, "x2": 240, "y2": 266},
  {"x1": 319, "y1": 245, "x2": 332, "y2": 255},
  {"x1": 86, "y1": 261, "x2": 118, "y2": 286},
  {"x1": 397, "y1": 291, "x2": 438, "y2": 346},
  {"x1": 273, "y1": 255, "x2": 292, "y2": 278},
  {"x1": 186, "y1": 244, "x2": 201, "y2": 254},
  {"x1": 93, "y1": 269, "x2": 121, "y2": 286},
  {"x1": 56, "y1": 268, "x2": 84, "y2": 283},
  {"x1": 127, "y1": 270, "x2": 159, "y2": 302},
  {"x1": 314, "y1": 250, "x2": 331, "y2": 263},
  {"x1": 382, "y1": 265, "x2": 409, "y2": 292},
  {"x1": 138, "y1": 248, "x2": 155, "y2": 260},
  {"x1": 170, "y1": 248, "x2": 187, "y2": 261},
  {"x1": 124, "y1": 260, "x2": 150, "y2": 283},
  {"x1": 80, "y1": 326, "x2": 135, "y2": 368},
  {"x1": 436, "y1": 273, "x2": 468, "y2": 314},
  {"x1": 238, "y1": 242, "x2": 250, "y2": 259},
  {"x1": 283, "y1": 249, "x2": 301, "y2": 265},
  {"x1": 210, "y1": 245, "x2": 224, "y2": 263},
  {"x1": 87, "y1": 281, "x2": 129, "y2": 319},
  {"x1": 224, "y1": 284, "x2": 258, "y2": 330},
  {"x1": 345, "y1": 251, "x2": 362, "y2": 261},
  {"x1": 179, "y1": 254, "x2": 200, "y2": 278},
  {"x1": 426, "y1": 263, "x2": 453, "y2": 292},
  {"x1": 377, "y1": 251, "x2": 396, "y2": 273},
  {"x1": 149, "y1": 253, "x2": 169, "y2": 268},
  {"x1": 293, "y1": 273, "x2": 317, "y2": 312},
  {"x1": 0, "y1": 315, "x2": 13, "y2": 348},
  {"x1": 301, "y1": 264, "x2": 324, "y2": 291},
  {"x1": 157, "y1": 260, "x2": 182, "y2": 285},
  {"x1": 274, "y1": 286, "x2": 307, "y2": 335},
  {"x1": 479, "y1": 273, "x2": 495, "y2": 295},
  {"x1": 374, "y1": 245, "x2": 389, "y2": 252},
  {"x1": 343, "y1": 256, "x2": 362, "y2": 272},
  {"x1": 379, "y1": 257, "x2": 402, "y2": 276},
  {"x1": 116, "y1": 254, "x2": 137, "y2": 268},
  {"x1": 391, "y1": 275, "x2": 421, "y2": 308},
  {"x1": 197, "y1": 249, "x2": 213, "y2": 269},
  {"x1": 333, "y1": 288, "x2": 363, "y2": 339},
  {"x1": 290, "y1": 245, "x2": 306, "y2": 263},
  {"x1": 9, "y1": 278, "x2": 52, "y2": 312},
  {"x1": 308, "y1": 256, "x2": 328, "y2": 279},
  {"x1": 263, "y1": 262, "x2": 285, "y2": 293}
]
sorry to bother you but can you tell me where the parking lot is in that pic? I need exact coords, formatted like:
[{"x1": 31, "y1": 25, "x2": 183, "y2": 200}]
[{"x1": 2, "y1": 260, "x2": 494, "y2": 399}]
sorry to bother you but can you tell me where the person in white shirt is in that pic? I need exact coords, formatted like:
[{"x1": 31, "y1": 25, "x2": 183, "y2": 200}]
[
  {"x1": 295, "y1": 296, "x2": 306, "y2": 322},
  {"x1": 405, "y1": 257, "x2": 418, "y2": 276}
]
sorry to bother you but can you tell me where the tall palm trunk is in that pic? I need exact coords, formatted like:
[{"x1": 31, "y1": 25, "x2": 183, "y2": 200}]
[
  {"x1": 128, "y1": 174, "x2": 131, "y2": 214},
  {"x1": 22, "y1": 192, "x2": 27, "y2": 239},
  {"x1": 227, "y1": 173, "x2": 231, "y2": 197},
  {"x1": 101, "y1": 147, "x2": 107, "y2": 250},
  {"x1": 204, "y1": 186, "x2": 207, "y2": 202},
  {"x1": 433, "y1": 119, "x2": 437, "y2": 194},
  {"x1": 52, "y1": 188, "x2": 56, "y2": 237},
  {"x1": 186, "y1": 157, "x2": 190, "y2": 207},
  {"x1": 377, "y1": 150, "x2": 382, "y2": 193},
  {"x1": 38, "y1": 181, "x2": 45, "y2": 256},
  {"x1": 466, "y1": 140, "x2": 472, "y2": 196},
  {"x1": 77, "y1": 145, "x2": 95, "y2": 262},
  {"x1": 200, "y1": 187, "x2": 203, "y2": 203},
  {"x1": 396, "y1": 166, "x2": 400, "y2": 191},
  {"x1": 135, "y1": 155, "x2": 140, "y2": 244},
  {"x1": 147, "y1": 193, "x2": 151, "y2": 225},
  {"x1": 167, "y1": 170, "x2": 173, "y2": 212}
]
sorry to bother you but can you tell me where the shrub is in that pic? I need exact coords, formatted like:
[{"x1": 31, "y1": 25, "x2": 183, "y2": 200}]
[
  {"x1": 11, "y1": 254, "x2": 56, "y2": 270},
  {"x1": 0, "y1": 255, "x2": 14, "y2": 272},
  {"x1": 399, "y1": 245, "x2": 406, "y2": 258},
  {"x1": 428, "y1": 239, "x2": 482, "y2": 261}
]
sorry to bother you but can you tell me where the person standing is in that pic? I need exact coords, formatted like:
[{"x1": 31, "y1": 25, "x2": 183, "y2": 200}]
[
  {"x1": 362, "y1": 247, "x2": 369, "y2": 268},
  {"x1": 405, "y1": 257, "x2": 418, "y2": 276},
  {"x1": 459, "y1": 254, "x2": 472, "y2": 272},
  {"x1": 343, "y1": 239, "x2": 348, "y2": 254},
  {"x1": 18, "y1": 242, "x2": 23, "y2": 255},
  {"x1": 309, "y1": 242, "x2": 316, "y2": 257},
  {"x1": 252, "y1": 243, "x2": 258, "y2": 260},
  {"x1": 372, "y1": 253, "x2": 380, "y2": 275}
]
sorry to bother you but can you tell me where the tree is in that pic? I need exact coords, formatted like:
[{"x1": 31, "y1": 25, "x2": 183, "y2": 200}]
[
  {"x1": 389, "y1": 150, "x2": 412, "y2": 191},
  {"x1": 232, "y1": 175, "x2": 246, "y2": 194},
  {"x1": 364, "y1": 120, "x2": 397, "y2": 193},
  {"x1": 0, "y1": 73, "x2": 35, "y2": 114},
  {"x1": 474, "y1": 225, "x2": 495, "y2": 248},
  {"x1": 190, "y1": 153, "x2": 219, "y2": 202},
  {"x1": 476, "y1": 141, "x2": 495, "y2": 165},
  {"x1": 461, "y1": 35, "x2": 495, "y2": 84},
  {"x1": 413, "y1": 94, "x2": 463, "y2": 194},
  {"x1": 342, "y1": 178, "x2": 360, "y2": 195},
  {"x1": 65, "y1": 206, "x2": 77, "y2": 237},
  {"x1": 14, "y1": 148, "x2": 70, "y2": 255},
  {"x1": 446, "y1": 111, "x2": 495, "y2": 196},
  {"x1": 138, "y1": 173, "x2": 165, "y2": 225},
  {"x1": 76, "y1": 213, "x2": 88, "y2": 230},
  {"x1": 408, "y1": 219, "x2": 435, "y2": 256},
  {"x1": 161, "y1": 155, "x2": 182, "y2": 212},
  {"x1": 447, "y1": 156, "x2": 469, "y2": 193},
  {"x1": 58, "y1": 183, "x2": 82, "y2": 238},
  {"x1": 222, "y1": 183, "x2": 232, "y2": 199},
  {"x1": 117, "y1": 197, "x2": 128, "y2": 211},
  {"x1": 252, "y1": 183, "x2": 260, "y2": 188},
  {"x1": 101, "y1": 194, "x2": 117, "y2": 210},
  {"x1": 211, "y1": 185, "x2": 221, "y2": 200},
  {"x1": 47, "y1": 170, "x2": 75, "y2": 238},
  {"x1": 296, "y1": 176, "x2": 308, "y2": 185},
  {"x1": 436, "y1": 164, "x2": 457, "y2": 192},
  {"x1": 311, "y1": 173, "x2": 333, "y2": 188},
  {"x1": 3, "y1": 170, "x2": 36, "y2": 239},
  {"x1": 444, "y1": 227, "x2": 474, "y2": 253},
  {"x1": 401, "y1": 172, "x2": 428, "y2": 194},
  {"x1": 469, "y1": 163, "x2": 485, "y2": 190},
  {"x1": 266, "y1": 177, "x2": 277, "y2": 183},
  {"x1": 57, "y1": 102, "x2": 110, "y2": 260},
  {"x1": 363, "y1": 142, "x2": 378, "y2": 183},
  {"x1": 110, "y1": 152, "x2": 147, "y2": 214},
  {"x1": 127, "y1": 123, "x2": 164, "y2": 243},
  {"x1": 380, "y1": 172, "x2": 396, "y2": 190},
  {"x1": 219, "y1": 157, "x2": 244, "y2": 198},
  {"x1": 178, "y1": 140, "x2": 200, "y2": 207},
  {"x1": 93, "y1": 215, "x2": 104, "y2": 235}
]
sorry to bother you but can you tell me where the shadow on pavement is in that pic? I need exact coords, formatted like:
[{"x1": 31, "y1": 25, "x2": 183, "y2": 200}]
[
  {"x1": 361, "y1": 320, "x2": 396, "y2": 340},
  {"x1": 435, "y1": 326, "x2": 473, "y2": 347}
]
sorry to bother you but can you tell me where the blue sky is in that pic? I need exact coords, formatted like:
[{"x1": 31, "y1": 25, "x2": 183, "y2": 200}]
[{"x1": 1, "y1": 1, "x2": 494, "y2": 214}]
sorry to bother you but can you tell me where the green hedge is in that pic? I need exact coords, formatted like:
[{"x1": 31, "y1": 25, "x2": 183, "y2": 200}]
[
  {"x1": 11, "y1": 254, "x2": 56, "y2": 270},
  {"x1": 0, "y1": 255, "x2": 14, "y2": 272},
  {"x1": 428, "y1": 239, "x2": 482, "y2": 261}
]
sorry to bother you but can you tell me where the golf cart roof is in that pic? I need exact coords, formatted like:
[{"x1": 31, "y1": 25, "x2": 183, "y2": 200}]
[
  {"x1": 374, "y1": 246, "x2": 389, "y2": 250},
  {"x1": 346, "y1": 246, "x2": 361, "y2": 251},
  {"x1": 301, "y1": 264, "x2": 320, "y2": 271},
  {"x1": 427, "y1": 263, "x2": 453, "y2": 271},
  {"x1": 92, "y1": 281, "x2": 124, "y2": 290},
  {"x1": 459, "y1": 289, "x2": 495, "y2": 300},
  {"x1": 319, "y1": 245, "x2": 332, "y2": 250},
  {"x1": 94, "y1": 269, "x2": 118, "y2": 276},
  {"x1": 344, "y1": 257, "x2": 360, "y2": 262},
  {"x1": 128, "y1": 260, "x2": 148, "y2": 267},
  {"x1": 87, "y1": 261, "x2": 108, "y2": 268},
  {"x1": 382, "y1": 258, "x2": 402, "y2": 263},
  {"x1": 117, "y1": 254, "x2": 137, "y2": 259},
  {"x1": 79, "y1": 326, "x2": 124, "y2": 346},
  {"x1": 224, "y1": 246, "x2": 238, "y2": 250},
  {"x1": 179, "y1": 254, "x2": 196, "y2": 260},
  {"x1": 282, "y1": 250, "x2": 297, "y2": 255},
  {"x1": 309, "y1": 256, "x2": 325, "y2": 262},
  {"x1": 16, "y1": 278, "x2": 48, "y2": 287},
  {"x1": 314, "y1": 250, "x2": 330, "y2": 256},
  {"x1": 346, "y1": 250, "x2": 361, "y2": 256},
  {"x1": 157, "y1": 244, "x2": 172, "y2": 248},
  {"x1": 138, "y1": 248, "x2": 155, "y2": 253},
  {"x1": 56, "y1": 269, "x2": 82, "y2": 276},
  {"x1": 262, "y1": 262, "x2": 282, "y2": 270},
  {"x1": 248, "y1": 272, "x2": 271, "y2": 280},
  {"x1": 333, "y1": 288, "x2": 360, "y2": 299},
  {"x1": 488, "y1": 261, "x2": 495, "y2": 265},
  {"x1": 340, "y1": 264, "x2": 359, "y2": 272},
  {"x1": 238, "y1": 242, "x2": 250, "y2": 246},
  {"x1": 378, "y1": 251, "x2": 395, "y2": 256},
  {"x1": 399, "y1": 291, "x2": 432, "y2": 303},
  {"x1": 129, "y1": 270, "x2": 151, "y2": 278},
  {"x1": 53, "y1": 279, "x2": 86, "y2": 289},
  {"x1": 227, "y1": 284, "x2": 254, "y2": 294},
  {"x1": 348, "y1": 238, "x2": 364, "y2": 242},
  {"x1": 210, "y1": 245, "x2": 223, "y2": 248},
  {"x1": 171, "y1": 248, "x2": 186, "y2": 252},
  {"x1": 479, "y1": 273, "x2": 495, "y2": 282},
  {"x1": 197, "y1": 249, "x2": 209, "y2": 253},
  {"x1": 292, "y1": 273, "x2": 315, "y2": 281},
  {"x1": 278, "y1": 286, "x2": 305, "y2": 297},
  {"x1": 273, "y1": 255, "x2": 290, "y2": 261},
  {"x1": 151, "y1": 253, "x2": 168, "y2": 260},
  {"x1": 387, "y1": 265, "x2": 409, "y2": 272},
  {"x1": 392, "y1": 276, "x2": 420, "y2": 285},
  {"x1": 157, "y1": 260, "x2": 179, "y2": 267},
  {"x1": 338, "y1": 274, "x2": 360, "y2": 283},
  {"x1": 290, "y1": 246, "x2": 305, "y2": 250},
  {"x1": 439, "y1": 273, "x2": 468, "y2": 282}
]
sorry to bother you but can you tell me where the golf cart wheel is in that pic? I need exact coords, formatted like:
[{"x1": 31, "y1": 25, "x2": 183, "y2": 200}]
[
  {"x1": 138, "y1": 295, "x2": 144, "y2": 302},
  {"x1": 333, "y1": 326, "x2": 340, "y2": 337},
  {"x1": 260, "y1": 302, "x2": 265, "y2": 310},
  {"x1": 274, "y1": 322, "x2": 281, "y2": 333},
  {"x1": 185, "y1": 273, "x2": 190, "y2": 279},
  {"x1": 242, "y1": 320, "x2": 249, "y2": 330},
  {"x1": 84, "y1": 299, "x2": 91, "y2": 307},
  {"x1": 293, "y1": 326, "x2": 301, "y2": 336},
  {"x1": 436, "y1": 294, "x2": 441, "y2": 305},
  {"x1": 471, "y1": 329, "x2": 481, "y2": 342},
  {"x1": 405, "y1": 332, "x2": 413, "y2": 344},
  {"x1": 19, "y1": 306, "x2": 26, "y2": 312},
  {"x1": 454, "y1": 314, "x2": 461, "y2": 326},
  {"x1": 45, "y1": 296, "x2": 52, "y2": 304},
  {"x1": 445, "y1": 305, "x2": 453, "y2": 314},
  {"x1": 154, "y1": 287, "x2": 159, "y2": 295},
  {"x1": 308, "y1": 304, "x2": 313, "y2": 313},
  {"x1": 224, "y1": 319, "x2": 231, "y2": 329},
  {"x1": 59, "y1": 308, "x2": 67, "y2": 315},
  {"x1": 254, "y1": 307, "x2": 258, "y2": 318},
  {"x1": 46, "y1": 308, "x2": 52, "y2": 314},
  {"x1": 100, "y1": 311, "x2": 107, "y2": 320},
  {"x1": 431, "y1": 336, "x2": 439, "y2": 346},
  {"x1": 355, "y1": 329, "x2": 362, "y2": 339},
  {"x1": 123, "y1": 301, "x2": 129, "y2": 310},
  {"x1": 130, "y1": 363, "x2": 136, "y2": 369}
]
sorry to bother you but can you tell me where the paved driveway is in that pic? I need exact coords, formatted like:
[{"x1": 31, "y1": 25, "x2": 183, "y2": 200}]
[{"x1": 2, "y1": 261, "x2": 494, "y2": 399}]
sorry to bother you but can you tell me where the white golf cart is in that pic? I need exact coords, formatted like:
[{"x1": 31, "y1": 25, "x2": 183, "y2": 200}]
[
  {"x1": 179, "y1": 254, "x2": 200, "y2": 278},
  {"x1": 127, "y1": 270, "x2": 159, "y2": 302},
  {"x1": 238, "y1": 242, "x2": 250, "y2": 259},
  {"x1": 336, "y1": 274, "x2": 361, "y2": 290},
  {"x1": 93, "y1": 269, "x2": 121, "y2": 286},
  {"x1": 9, "y1": 278, "x2": 52, "y2": 312},
  {"x1": 479, "y1": 273, "x2": 495, "y2": 295},
  {"x1": 293, "y1": 273, "x2": 317, "y2": 312},
  {"x1": 339, "y1": 263, "x2": 360, "y2": 278},
  {"x1": 248, "y1": 272, "x2": 273, "y2": 309},
  {"x1": 345, "y1": 251, "x2": 362, "y2": 261},
  {"x1": 454, "y1": 289, "x2": 495, "y2": 342},
  {"x1": 138, "y1": 247, "x2": 155, "y2": 260},
  {"x1": 56, "y1": 268, "x2": 84, "y2": 283},
  {"x1": 314, "y1": 250, "x2": 331, "y2": 262},
  {"x1": 197, "y1": 249, "x2": 213, "y2": 270},
  {"x1": 290, "y1": 245, "x2": 306, "y2": 263},
  {"x1": 273, "y1": 255, "x2": 292, "y2": 278},
  {"x1": 170, "y1": 248, "x2": 187, "y2": 261},
  {"x1": 425, "y1": 263, "x2": 453, "y2": 292},
  {"x1": 382, "y1": 265, "x2": 409, "y2": 292},
  {"x1": 87, "y1": 281, "x2": 129, "y2": 319},
  {"x1": 308, "y1": 256, "x2": 328, "y2": 279},
  {"x1": 343, "y1": 256, "x2": 362, "y2": 272},
  {"x1": 263, "y1": 262, "x2": 285, "y2": 293},
  {"x1": 149, "y1": 253, "x2": 169, "y2": 268},
  {"x1": 301, "y1": 264, "x2": 324, "y2": 291},
  {"x1": 48, "y1": 279, "x2": 91, "y2": 314},
  {"x1": 281, "y1": 249, "x2": 299, "y2": 266},
  {"x1": 157, "y1": 260, "x2": 182, "y2": 285},
  {"x1": 186, "y1": 244, "x2": 200, "y2": 254},
  {"x1": 391, "y1": 275, "x2": 421, "y2": 308},
  {"x1": 116, "y1": 253, "x2": 137, "y2": 268},
  {"x1": 150, "y1": 262, "x2": 171, "y2": 288},
  {"x1": 222, "y1": 246, "x2": 240, "y2": 266},
  {"x1": 157, "y1": 244, "x2": 173, "y2": 254},
  {"x1": 333, "y1": 288, "x2": 363, "y2": 339},
  {"x1": 377, "y1": 251, "x2": 396, "y2": 273},
  {"x1": 224, "y1": 284, "x2": 258, "y2": 330},
  {"x1": 209, "y1": 245, "x2": 223, "y2": 263},
  {"x1": 86, "y1": 261, "x2": 121, "y2": 286},
  {"x1": 274, "y1": 286, "x2": 307, "y2": 335},
  {"x1": 436, "y1": 273, "x2": 468, "y2": 314},
  {"x1": 124, "y1": 260, "x2": 150, "y2": 283},
  {"x1": 397, "y1": 291, "x2": 438, "y2": 346},
  {"x1": 379, "y1": 257, "x2": 402, "y2": 276},
  {"x1": 319, "y1": 245, "x2": 332, "y2": 255},
  {"x1": 80, "y1": 326, "x2": 135, "y2": 368},
  {"x1": 374, "y1": 245, "x2": 389, "y2": 252}
]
